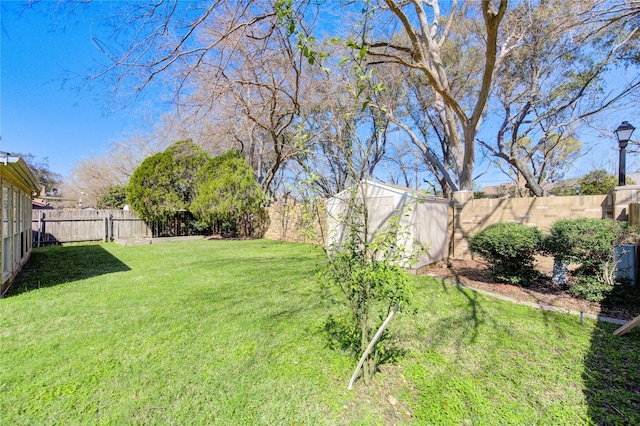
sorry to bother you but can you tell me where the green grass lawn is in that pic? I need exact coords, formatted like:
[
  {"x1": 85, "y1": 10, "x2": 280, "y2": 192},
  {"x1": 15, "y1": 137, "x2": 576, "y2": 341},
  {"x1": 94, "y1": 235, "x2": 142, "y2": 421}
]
[{"x1": 1, "y1": 240, "x2": 638, "y2": 425}]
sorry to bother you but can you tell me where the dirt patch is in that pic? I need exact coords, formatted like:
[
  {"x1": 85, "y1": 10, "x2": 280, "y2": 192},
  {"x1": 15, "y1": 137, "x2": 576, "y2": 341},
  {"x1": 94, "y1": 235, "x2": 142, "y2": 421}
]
[
  {"x1": 424, "y1": 259, "x2": 639, "y2": 321},
  {"x1": 339, "y1": 364, "x2": 416, "y2": 425}
]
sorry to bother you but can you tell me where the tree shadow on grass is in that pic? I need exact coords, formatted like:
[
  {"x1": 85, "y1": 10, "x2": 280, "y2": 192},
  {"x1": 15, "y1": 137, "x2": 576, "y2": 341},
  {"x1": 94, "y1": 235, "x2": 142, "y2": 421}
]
[
  {"x1": 320, "y1": 312, "x2": 408, "y2": 370},
  {"x1": 433, "y1": 272, "x2": 514, "y2": 349},
  {"x1": 583, "y1": 286, "x2": 640, "y2": 425},
  {"x1": 6, "y1": 244, "x2": 130, "y2": 297},
  {"x1": 432, "y1": 271, "x2": 640, "y2": 423}
]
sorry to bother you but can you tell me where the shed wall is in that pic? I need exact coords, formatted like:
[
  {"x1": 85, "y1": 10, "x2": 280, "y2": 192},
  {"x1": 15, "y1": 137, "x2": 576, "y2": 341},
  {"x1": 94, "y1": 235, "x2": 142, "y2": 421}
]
[
  {"x1": 412, "y1": 199, "x2": 449, "y2": 267},
  {"x1": 326, "y1": 182, "x2": 449, "y2": 269},
  {"x1": 1, "y1": 159, "x2": 39, "y2": 295}
]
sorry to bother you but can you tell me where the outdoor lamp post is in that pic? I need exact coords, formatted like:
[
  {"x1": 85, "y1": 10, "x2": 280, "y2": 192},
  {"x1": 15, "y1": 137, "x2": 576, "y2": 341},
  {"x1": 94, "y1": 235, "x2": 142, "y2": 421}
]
[{"x1": 615, "y1": 121, "x2": 636, "y2": 186}]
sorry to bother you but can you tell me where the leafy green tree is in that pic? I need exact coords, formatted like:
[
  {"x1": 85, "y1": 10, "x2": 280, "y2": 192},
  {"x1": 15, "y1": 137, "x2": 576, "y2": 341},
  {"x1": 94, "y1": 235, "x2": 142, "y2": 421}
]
[
  {"x1": 578, "y1": 170, "x2": 618, "y2": 195},
  {"x1": 190, "y1": 150, "x2": 265, "y2": 237},
  {"x1": 126, "y1": 140, "x2": 209, "y2": 224},
  {"x1": 96, "y1": 185, "x2": 127, "y2": 209},
  {"x1": 549, "y1": 183, "x2": 580, "y2": 197},
  {"x1": 15, "y1": 153, "x2": 62, "y2": 196}
]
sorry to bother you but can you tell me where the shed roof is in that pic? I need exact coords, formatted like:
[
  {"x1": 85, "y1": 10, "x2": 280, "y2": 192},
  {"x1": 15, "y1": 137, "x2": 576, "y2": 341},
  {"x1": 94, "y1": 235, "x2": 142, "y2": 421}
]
[
  {"x1": 330, "y1": 179, "x2": 447, "y2": 203},
  {"x1": 0, "y1": 152, "x2": 41, "y2": 194}
]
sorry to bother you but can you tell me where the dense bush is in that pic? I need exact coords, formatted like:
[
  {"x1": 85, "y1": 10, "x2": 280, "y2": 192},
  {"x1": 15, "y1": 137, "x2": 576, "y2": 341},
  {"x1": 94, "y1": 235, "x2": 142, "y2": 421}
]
[
  {"x1": 96, "y1": 185, "x2": 127, "y2": 209},
  {"x1": 469, "y1": 222, "x2": 543, "y2": 285},
  {"x1": 126, "y1": 140, "x2": 209, "y2": 224},
  {"x1": 543, "y1": 218, "x2": 622, "y2": 265},
  {"x1": 190, "y1": 150, "x2": 265, "y2": 237},
  {"x1": 543, "y1": 218, "x2": 627, "y2": 301},
  {"x1": 577, "y1": 169, "x2": 617, "y2": 195},
  {"x1": 570, "y1": 276, "x2": 615, "y2": 302}
]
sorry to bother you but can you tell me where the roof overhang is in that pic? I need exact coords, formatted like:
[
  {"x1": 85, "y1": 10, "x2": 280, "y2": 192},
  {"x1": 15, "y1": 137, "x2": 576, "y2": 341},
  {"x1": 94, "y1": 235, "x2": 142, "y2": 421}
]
[
  {"x1": 1, "y1": 153, "x2": 41, "y2": 195},
  {"x1": 329, "y1": 179, "x2": 447, "y2": 203}
]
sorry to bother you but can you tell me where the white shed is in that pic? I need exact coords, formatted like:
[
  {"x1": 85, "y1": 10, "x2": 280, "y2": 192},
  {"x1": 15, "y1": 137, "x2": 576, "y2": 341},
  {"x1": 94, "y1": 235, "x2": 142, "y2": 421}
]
[
  {"x1": 326, "y1": 180, "x2": 449, "y2": 271},
  {"x1": 1, "y1": 153, "x2": 40, "y2": 295}
]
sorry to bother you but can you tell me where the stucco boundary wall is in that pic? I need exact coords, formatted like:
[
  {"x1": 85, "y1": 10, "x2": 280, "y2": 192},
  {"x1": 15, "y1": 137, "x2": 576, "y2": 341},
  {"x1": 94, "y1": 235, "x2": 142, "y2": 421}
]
[
  {"x1": 450, "y1": 186, "x2": 640, "y2": 260},
  {"x1": 264, "y1": 203, "x2": 327, "y2": 246}
]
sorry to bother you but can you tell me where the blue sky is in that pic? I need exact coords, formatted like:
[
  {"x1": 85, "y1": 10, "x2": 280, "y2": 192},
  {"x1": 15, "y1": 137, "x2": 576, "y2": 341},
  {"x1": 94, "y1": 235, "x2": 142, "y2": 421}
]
[
  {"x1": 1, "y1": 1, "x2": 158, "y2": 178},
  {"x1": 1, "y1": 1, "x2": 637, "y2": 187}
]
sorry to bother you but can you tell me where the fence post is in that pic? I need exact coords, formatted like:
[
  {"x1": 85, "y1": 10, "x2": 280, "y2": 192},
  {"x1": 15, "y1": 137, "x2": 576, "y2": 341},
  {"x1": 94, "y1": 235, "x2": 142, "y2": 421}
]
[
  {"x1": 109, "y1": 213, "x2": 113, "y2": 241},
  {"x1": 37, "y1": 212, "x2": 44, "y2": 248},
  {"x1": 104, "y1": 216, "x2": 109, "y2": 242}
]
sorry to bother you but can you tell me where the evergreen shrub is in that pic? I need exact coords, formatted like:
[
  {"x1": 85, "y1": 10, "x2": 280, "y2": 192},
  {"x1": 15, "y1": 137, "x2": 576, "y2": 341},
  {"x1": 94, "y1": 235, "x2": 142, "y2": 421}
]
[
  {"x1": 469, "y1": 222, "x2": 543, "y2": 285},
  {"x1": 543, "y1": 218, "x2": 626, "y2": 301}
]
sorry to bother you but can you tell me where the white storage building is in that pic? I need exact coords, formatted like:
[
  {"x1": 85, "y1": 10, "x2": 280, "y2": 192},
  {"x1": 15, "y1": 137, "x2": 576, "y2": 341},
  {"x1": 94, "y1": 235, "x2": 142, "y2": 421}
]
[{"x1": 326, "y1": 180, "x2": 449, "y2": 271}]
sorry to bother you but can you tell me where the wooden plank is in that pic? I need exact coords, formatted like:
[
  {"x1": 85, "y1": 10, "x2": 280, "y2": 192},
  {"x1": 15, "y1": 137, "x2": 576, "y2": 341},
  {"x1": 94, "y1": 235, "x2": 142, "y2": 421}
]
[
  {"x1": 31, "y1": 209, "x2": 152, "y2": 243},
  {"x1": 613, "y1": 315, "x2": 640, "y2": 336}
]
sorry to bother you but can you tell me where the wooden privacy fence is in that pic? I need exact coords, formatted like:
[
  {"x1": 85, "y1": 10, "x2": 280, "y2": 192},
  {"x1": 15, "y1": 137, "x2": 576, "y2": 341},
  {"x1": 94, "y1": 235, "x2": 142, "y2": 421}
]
[{"x1": 32, "y1": 210, "x2": 151, "y2": 246}]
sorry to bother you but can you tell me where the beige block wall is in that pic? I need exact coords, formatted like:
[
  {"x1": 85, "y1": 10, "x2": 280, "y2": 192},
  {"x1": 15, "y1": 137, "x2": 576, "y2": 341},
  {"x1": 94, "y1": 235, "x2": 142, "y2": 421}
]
[
  {"x1": 450, "y1": 192, "x2": 614, "y2": 259},
  {"x1": 264, "y1": 203, "x2": 327, "y2": 246},
  {"x1": 611, "y1": 185, "x2": 640, "y2": 221},
  {"x1": 265, "y1": 186, "x2": 638, "y2": 265}
]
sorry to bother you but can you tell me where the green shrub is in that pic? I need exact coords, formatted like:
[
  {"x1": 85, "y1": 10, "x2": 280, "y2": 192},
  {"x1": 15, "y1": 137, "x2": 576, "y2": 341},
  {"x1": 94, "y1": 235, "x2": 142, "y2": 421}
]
[
  {"x1": 570, "y1": 275, "x2": 614, "y2": 302},
  {"x1": 543, "y1": 218, "x2": 627, "y2": 302},
  {"x1": 96, "y1": 185, "x2": 127, "y2": 209},
  {"x1": 469, "y1": 222, "x2": 543, "y2": 285},
  {"x1": 543, "y1": 218, "x2": 622, "y2": 266}
]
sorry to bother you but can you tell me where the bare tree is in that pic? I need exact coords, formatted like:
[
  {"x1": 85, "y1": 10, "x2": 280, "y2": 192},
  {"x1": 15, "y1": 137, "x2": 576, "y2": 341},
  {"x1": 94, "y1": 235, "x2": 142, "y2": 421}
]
[
  {"x1": 285, "y1": 39, "x2": 399, "y2": 197},
  {"x1": 181, "y1": 24, "x2": 315, "y2": 193},
  {"x1": 91, "y1": 1, "x2": 323, "y2": 195},
  {"x1": 590, "y1": 0, "x2": 640, "y2": 66},
  {"x1": 59, "y1": 0, "x2": 507, "y2": 194},
  {"x1": 64, "y1": 135, "x2": 167, "y2": 206},
  {"x1": 45, "y1": 0, "x2": 638, "y2": 201},
  {"x1": 362, "y1": 0, "x2": 510, "y2": 191},
  {"x1": 481, "y1": 0, "x2": 640, "y2": 196},
  {"x1": 374, "y1": 64, "x2": 461, "y2": 198}
]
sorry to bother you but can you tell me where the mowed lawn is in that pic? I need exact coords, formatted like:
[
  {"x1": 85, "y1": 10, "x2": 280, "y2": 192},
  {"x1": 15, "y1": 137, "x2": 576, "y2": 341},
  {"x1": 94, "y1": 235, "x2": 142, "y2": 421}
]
[{"x1": 1, "y1": 240, "x2": 638, "y2": 425}]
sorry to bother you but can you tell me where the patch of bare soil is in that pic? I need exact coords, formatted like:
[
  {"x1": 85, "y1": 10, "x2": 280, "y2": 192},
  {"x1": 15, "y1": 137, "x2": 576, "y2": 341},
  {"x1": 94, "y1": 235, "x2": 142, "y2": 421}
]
[
  {"x1": 424, "y1": 259, "x2": 639, "y2": 321},
  {"x1": 339, "y1": 364, "x2": 416, "y2": 425}
]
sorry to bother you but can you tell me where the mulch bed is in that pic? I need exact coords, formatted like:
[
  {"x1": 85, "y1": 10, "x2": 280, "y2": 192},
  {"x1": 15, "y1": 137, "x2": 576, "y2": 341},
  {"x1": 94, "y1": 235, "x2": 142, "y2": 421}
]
[{"x1": 424, "y1": 259, "x2": 639, "y2": 321}]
